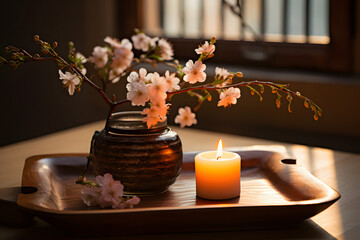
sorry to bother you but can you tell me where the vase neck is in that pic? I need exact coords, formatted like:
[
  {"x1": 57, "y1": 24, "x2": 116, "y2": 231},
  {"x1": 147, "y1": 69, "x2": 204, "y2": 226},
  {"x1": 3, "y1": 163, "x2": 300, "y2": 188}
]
[{"x1": 106, "y1": 111, "x2": 167, "y2": 134}]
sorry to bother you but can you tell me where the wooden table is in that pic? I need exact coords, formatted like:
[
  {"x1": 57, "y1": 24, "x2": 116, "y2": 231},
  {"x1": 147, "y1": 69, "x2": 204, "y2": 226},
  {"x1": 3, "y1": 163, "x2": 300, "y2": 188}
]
[{"x1": 0, "y1": 121, "x2": 359, "y2": 240}]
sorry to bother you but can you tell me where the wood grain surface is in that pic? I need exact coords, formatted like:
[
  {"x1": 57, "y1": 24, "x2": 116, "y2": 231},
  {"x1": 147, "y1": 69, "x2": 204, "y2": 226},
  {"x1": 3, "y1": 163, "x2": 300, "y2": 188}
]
[
  {"x1": 0, "y1": 120, "x2": 359, "y2": 239},
  {"x1": 16, "y1": 150, "x2": 339, "y2": 236}
]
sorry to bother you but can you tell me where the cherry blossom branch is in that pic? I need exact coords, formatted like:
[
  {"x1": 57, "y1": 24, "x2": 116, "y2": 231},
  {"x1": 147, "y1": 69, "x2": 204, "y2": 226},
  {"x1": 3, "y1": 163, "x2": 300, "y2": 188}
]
[
  {"x1": 3, "y1": 40, "x2": 120, "y2": 119},
  {"x1": 107, "y1": 58, "x2": 179, "y2": 84},
  {"x1": 34, "y1": 37, "x2": 116, "y2": 109},
  {"x1": 55, "y1": 55, "x2": 114, "y2": 107},
  {"x1": 167, "y1": 80, "x2": 322, "y2": 118},
  {"x1": 111, "y1": 99, "x2": 131, "y2": 114},
  {"x1": 1, "y1": 33, "x2": 323, "y2": 126}
]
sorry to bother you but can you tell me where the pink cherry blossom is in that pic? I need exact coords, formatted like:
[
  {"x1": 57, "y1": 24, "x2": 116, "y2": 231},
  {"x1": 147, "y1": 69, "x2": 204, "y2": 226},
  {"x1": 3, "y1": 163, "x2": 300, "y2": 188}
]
[
  {"x1": 148, "y1": 72, "x2": 167, "y2": 100},
  {"x1": 164, "y1": 71, "x2": 180, "y2": 92},
  {"x1": 142, "y1": 100, "x2": 169, "y2": 128},
  {"x1": 81, "y1": 186, "x2": 101, "y2": 207},
  {"x1": 217, "y1": 87, "x2": 241, "y2": 107},
  {"x1": 58, "y1": 70, "x2": 80, "y2": 95},
  {"x1": 104, "y1": 36, "x2": 123, "y2": 49},
  {"x1": 151, "y1": 99, "x2": 169, "y2": 119},
  {"x1": 95, "y1": 173, "x2": 118, "y2": 188},
  {"x1": 157, "y1": 38, "x2": 173, "y2": 60},
  {"x1": 111, "y1": 39, "x2": 134, "y2": 74},
  {"x1": 100, "y1": 182, "x2": 124, "y2": 209},
  {"x1": 142, "y1": 108, "x2": 162, "y2": 128},
  {"x1": 95, "y1": 173, "x2": 124, "y2": 209},
  {"x1": 182, "y1": 60, "x2": 207, "y2": 84},
  {"x1": 127, "y1": 68, "x2": 149, "y2": 84},
  {"x1": 195, "y1": 41, "x2": 215, "y2": 55},
  {"x1": 126, "y1": 81, "x2": 150, "y2": 106},
  {"x1": 88, "y1": 46, "x2": 108, "y2": 69},
  {"x1": 215, "y1": 67, "x2": 233, "y2": 88},
  {"x1": 215, "y1": 67, "x2": 232, "y2": 80},
  {"x1": 113, "y1": 196, "x2": 140, "y2": 209},
  {"x1": 81, "y1": 173, "x2": 141, "y2": 209},
  {"x1": 174, "y1": 107, "x2": 197, "y2": 128},
  {"x1": 148, "y1": 87, "x2": 166, "y2": 105},
  {"x1": 76, "y1": 52, "x2": 87, "y2": 64},
  {"x1": 124, "y1": 196, "x2": 141, "y2": 208},
  {"x1": 131, "y1": 33, "x2": 157, "y2": 52}
]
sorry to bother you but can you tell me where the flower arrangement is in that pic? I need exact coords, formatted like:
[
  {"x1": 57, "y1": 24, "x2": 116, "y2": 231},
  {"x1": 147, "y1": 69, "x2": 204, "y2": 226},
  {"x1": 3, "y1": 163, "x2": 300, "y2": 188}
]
[
  {"x1": 0, "y1": 30, "x2": 322, "y2": 130},
  {"x1": 1, "y1": 29, "x2": 322, "y2": 208}
]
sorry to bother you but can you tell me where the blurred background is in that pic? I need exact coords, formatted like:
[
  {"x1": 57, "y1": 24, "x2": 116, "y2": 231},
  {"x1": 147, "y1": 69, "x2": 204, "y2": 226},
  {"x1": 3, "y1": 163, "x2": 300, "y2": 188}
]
[{"x1": 0, "y1": 0, "x2": 359, "y2": 152}]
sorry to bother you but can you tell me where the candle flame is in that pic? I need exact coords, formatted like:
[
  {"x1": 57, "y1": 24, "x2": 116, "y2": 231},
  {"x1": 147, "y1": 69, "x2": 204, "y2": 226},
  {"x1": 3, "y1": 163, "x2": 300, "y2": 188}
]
[{"x1": 216, "y1": 139, "x2": 223, "y2": 160}]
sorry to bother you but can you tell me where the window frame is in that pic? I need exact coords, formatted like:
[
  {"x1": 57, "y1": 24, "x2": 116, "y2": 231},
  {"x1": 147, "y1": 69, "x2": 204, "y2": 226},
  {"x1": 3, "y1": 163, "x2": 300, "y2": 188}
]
[{"x1": 133, "y1": 0, "x2": 356, "y2": 73}]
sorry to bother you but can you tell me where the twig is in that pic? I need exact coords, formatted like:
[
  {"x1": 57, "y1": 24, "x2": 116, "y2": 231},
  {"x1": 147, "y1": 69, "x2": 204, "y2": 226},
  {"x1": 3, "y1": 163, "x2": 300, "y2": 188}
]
[{"x1": 167, "y1": 80, "x2": 322, "y2": 112}]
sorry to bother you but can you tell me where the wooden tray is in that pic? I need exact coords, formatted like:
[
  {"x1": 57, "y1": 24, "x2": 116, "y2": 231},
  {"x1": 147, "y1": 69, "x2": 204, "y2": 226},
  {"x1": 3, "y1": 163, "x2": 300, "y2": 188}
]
[{"x1": 17, "y1": 150, "x2": 340, "y2": 236}]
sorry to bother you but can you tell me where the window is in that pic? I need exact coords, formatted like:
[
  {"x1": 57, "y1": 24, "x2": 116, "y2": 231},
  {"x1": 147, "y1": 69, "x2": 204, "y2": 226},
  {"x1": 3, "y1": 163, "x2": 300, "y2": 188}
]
[{"x1": 138, "y1": 0, "x2": 355, "y2": 73}]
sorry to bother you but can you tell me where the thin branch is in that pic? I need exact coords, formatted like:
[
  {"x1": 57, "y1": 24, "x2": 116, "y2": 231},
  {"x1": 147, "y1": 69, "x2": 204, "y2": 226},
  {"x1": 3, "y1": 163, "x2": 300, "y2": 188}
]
[
  {"x1": 167, "y1": 80, "x2": 322, "y2": 112},
  {"x1": 57, "y1": 54, "x2": 113, "y2": 106}
]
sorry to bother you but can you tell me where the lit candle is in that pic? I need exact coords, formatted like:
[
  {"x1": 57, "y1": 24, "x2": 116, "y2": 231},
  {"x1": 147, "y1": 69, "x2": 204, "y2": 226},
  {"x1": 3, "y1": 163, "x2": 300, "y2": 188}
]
[{"x1": 195, "y1": 139, "x2": 241, "y2": 200}]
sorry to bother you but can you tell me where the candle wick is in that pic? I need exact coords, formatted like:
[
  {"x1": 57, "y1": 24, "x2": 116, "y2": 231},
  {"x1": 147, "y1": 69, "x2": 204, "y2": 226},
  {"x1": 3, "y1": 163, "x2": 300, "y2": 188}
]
[{"x1": 216, "y1": 156, "x2": 221, "y2": 160}]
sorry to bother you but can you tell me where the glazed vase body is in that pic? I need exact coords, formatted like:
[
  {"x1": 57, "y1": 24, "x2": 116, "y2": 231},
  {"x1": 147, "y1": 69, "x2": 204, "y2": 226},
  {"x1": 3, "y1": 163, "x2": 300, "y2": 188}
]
[{"x1": 91, "y1": 112, "x2": 183, "y2": 195}]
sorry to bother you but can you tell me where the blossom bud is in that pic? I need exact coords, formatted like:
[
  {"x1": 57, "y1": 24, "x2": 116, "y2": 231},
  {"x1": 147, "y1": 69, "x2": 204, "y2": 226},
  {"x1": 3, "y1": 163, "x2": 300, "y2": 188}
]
[
  {"x1": 276, "y1": 99, "x2": 281, "y2": 108},
  {"x1": 314, "y1": 115, "x2": 319, "y2": 121},
  {"x1": 34, "y1": 35, "x2": 40, "y2": 41},
  {"x1": 304, "y1": 101, "x2": 309, "y2": 108},
  {"x1": 41, "y1": 48, "x2": 49, "y2": 54},
  {"x1": 250, "y1": 90, "x2": 254, "y2": 95},
  {"x1": 34, "y1": 54, "x2": 40, "y2": 58},
  {"x1": 52, "y1": 42, "x2": 58, "y2": 48},
  {"x1": 318, "y1": 111, "x2": 322, "y2": 117},
  {"x1": 260, "y1": 88, "x2": 264, "y2": 94},
  {"x1": 236, "y1": 72, "x2": 243, "y2": 77}
]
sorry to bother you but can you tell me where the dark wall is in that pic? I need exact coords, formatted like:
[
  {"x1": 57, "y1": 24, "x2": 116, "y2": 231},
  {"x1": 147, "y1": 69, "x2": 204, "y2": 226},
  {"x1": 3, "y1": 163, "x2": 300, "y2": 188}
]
[{"x1": 0, "y1": 0, "x2": 124, "y2": 146}]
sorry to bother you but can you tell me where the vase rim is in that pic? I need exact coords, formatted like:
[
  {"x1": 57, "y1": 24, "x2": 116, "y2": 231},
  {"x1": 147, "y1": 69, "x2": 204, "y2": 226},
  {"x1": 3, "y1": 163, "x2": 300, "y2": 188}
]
[{"x1": 106, "y1": 111, "x2": 167, "y2": 134}]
